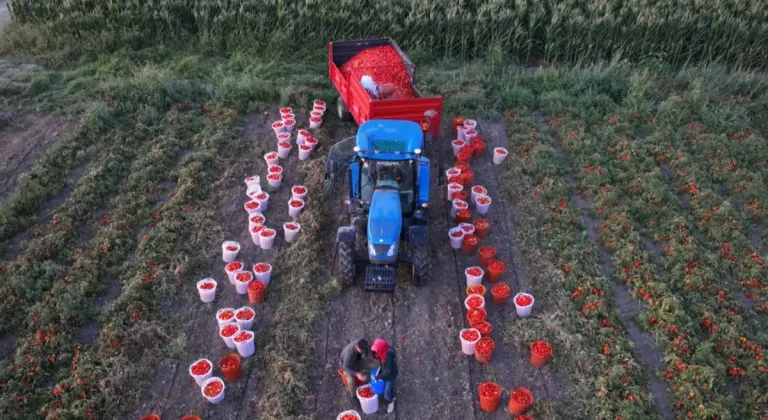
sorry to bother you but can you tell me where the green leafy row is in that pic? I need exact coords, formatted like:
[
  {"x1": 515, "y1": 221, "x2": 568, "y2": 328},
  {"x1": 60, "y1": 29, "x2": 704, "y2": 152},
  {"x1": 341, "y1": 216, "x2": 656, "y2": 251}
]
[{"x1": 7, "y1": 0, "x2": 768, "y2": 66}]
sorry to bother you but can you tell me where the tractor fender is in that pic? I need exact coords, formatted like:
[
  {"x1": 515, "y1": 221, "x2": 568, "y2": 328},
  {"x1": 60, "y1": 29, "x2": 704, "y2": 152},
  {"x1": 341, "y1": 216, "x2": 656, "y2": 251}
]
[
  {"x1": 407, "y1": 225, "x2": 428, "y2": 245},
  {"x1": 337, "y1": 226, "x2": 356, "y2": 243}
]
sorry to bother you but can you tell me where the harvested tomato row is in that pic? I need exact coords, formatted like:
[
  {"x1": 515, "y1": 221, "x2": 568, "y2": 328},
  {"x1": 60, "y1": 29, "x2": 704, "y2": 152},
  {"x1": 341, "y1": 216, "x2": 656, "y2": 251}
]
[
  {"x1": 651, "y1": 124, "x2": 768, "y2": 309},
  {"x1": 0, "y1": 123, "x2": 104, "y2": 254},
  {"x1": 505, "y1": 112, "x2": 662, "y2": 418},
  {"x1": 552, "y1": 115, "x2": 736, "y2": 417},
  {"x1": 0, "y1": 103, "x2": 241, "y2": 418},
  {"x1": 553, "y1": 114, "x2": 768, "y2": 417}
]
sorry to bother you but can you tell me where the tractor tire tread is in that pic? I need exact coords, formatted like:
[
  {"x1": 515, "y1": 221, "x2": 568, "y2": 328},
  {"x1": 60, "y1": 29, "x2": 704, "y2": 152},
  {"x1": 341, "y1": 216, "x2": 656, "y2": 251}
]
[
  {"x1": 338, "y1": 241, "x2": 355, "y2": 286},
  {"x1": 337, "y1": 96, "x2": 353, "y2": 122}
]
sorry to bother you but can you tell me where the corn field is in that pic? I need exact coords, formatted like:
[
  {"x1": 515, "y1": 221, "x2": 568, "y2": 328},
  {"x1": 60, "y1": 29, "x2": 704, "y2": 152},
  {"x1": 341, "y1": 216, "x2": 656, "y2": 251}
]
[{"x1": 7, "y1": 0, "x2": 768, "y2": 66}]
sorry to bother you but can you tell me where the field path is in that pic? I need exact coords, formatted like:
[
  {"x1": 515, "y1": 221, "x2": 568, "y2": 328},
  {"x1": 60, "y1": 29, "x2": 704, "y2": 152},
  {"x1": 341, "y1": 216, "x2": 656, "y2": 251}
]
[{"x1": 310, "y1": 118, "x2": 565, "y2": 418}]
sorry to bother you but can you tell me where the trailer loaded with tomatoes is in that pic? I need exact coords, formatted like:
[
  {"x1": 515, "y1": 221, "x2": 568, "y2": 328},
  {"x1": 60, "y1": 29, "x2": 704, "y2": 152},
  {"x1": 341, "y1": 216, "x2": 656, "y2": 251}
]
[{"x1": 329, "y1": 38, "x2": 443, "y2": 138}]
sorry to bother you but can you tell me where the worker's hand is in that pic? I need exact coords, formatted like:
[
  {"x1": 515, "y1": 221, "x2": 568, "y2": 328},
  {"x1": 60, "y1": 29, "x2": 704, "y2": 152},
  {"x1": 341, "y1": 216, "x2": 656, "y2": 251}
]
[{"x1": 356, "y1": 372, "x2": 367, "y2": 382}]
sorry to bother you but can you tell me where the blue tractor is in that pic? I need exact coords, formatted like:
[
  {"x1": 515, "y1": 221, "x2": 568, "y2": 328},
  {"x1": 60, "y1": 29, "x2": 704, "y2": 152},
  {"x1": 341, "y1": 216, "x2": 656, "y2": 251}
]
[{"x1": 324, "y1": 120, "x2": 431, "y2": 291}]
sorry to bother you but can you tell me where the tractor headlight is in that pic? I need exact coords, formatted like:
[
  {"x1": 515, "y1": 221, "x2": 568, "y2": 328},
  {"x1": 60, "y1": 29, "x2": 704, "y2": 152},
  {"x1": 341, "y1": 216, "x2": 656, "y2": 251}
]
[
  {"x1": 387, "y1": 243, "x2": 397, "y2": 257},
  {"x1": 368, "y1": 242, "x2": 376, "y2": 255}
]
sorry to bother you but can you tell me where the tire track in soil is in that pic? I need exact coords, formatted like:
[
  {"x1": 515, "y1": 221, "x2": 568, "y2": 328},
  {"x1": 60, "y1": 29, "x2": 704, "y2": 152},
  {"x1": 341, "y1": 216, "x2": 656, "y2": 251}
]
[
  {"x1": 123, "y1": 110, "x2": 304, "y2": 420},
  {"x1": 452, "y1": 119, "x2": 564, "y2": 419},
  {"x1": 532, "y1": 112, "x2": 674, "y2": 419},
  {"x1": 392, "y1": 122, "x2": 475, "y2": 420},
  {"x1": 310, "y1": 121, "x2": 479, "y2": 419},
  {"x1": 311, "y1": 121, "x2": 399, "y2": 418}
]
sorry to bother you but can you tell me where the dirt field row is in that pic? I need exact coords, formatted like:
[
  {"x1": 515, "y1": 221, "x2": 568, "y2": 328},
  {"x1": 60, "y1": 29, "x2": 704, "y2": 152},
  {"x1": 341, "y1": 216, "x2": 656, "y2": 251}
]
[{"x1": 306, "y1": 118, "x2": 566, "y2": 419}]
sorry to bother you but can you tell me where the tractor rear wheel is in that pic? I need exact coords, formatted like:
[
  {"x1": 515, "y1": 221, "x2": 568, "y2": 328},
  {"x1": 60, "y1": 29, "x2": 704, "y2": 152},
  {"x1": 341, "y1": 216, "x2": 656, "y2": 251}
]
[
  {"x1": 337, "y1": 96, "x2": 353, "y2": 122},
  {"x1": 411, "y1": 243, "x2": 429, "y2": 286},
  {"x1": 338, "y1": 240, "x2": 355, "y2": 286}
]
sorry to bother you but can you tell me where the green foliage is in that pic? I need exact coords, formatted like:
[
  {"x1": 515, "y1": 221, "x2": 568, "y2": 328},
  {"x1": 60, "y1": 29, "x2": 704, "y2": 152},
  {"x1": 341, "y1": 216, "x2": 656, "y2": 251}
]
[{"x1": 5, "y1": 0, "x2": 768, "y2": 67}]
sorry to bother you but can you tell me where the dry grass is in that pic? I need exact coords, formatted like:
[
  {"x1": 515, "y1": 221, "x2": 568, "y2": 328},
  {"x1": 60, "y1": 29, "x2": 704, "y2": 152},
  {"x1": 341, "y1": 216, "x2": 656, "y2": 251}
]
[{"x1": 254, "y1": 156, "x2": 338, "y2": 419}]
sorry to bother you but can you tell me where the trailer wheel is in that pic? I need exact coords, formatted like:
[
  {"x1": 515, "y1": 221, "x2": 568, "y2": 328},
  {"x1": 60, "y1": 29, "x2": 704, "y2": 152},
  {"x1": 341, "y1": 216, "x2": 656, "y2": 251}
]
[
  {"x1": 337, "y1": 96, "x2": 353, "y2": 122},
  {"x1": 338, "y1": 240, "x2": 355, "y2": 286},
  {"x1": 411, "y1": 243, "x2": 429, "y2": 286}
]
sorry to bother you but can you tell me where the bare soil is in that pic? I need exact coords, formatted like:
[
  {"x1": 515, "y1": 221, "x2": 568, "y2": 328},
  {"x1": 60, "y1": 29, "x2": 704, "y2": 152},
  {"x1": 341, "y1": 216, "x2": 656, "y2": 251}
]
[
  {"x1": 0, "y1": 0, "x2": 9, "y2": 28},
  {"x1": 0, "y1": 112, "x2": 76, "y2": 199}
]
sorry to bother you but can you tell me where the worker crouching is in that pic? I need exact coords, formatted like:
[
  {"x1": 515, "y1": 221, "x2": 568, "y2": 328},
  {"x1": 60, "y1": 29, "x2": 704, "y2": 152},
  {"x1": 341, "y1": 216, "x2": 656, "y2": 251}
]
[{"x1": 340, "y1": 339, "x2": 380, "y2": 400}]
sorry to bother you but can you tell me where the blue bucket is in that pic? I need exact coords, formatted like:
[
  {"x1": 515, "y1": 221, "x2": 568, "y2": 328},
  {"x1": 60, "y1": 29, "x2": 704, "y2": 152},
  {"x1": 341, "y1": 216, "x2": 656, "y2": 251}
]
[{"x1": 369, "y1": 367, "x2": 386, "y2": 395}]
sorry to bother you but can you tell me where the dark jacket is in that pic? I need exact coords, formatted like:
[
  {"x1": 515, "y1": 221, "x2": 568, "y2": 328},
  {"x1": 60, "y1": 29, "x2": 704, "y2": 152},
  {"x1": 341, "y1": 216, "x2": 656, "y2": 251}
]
[
  {"x1": 340, "y1": 341, "x2": 364, "y2": 375},
  {"x1": 375, "y1": 348, "x2": 398, "y2": 381}
]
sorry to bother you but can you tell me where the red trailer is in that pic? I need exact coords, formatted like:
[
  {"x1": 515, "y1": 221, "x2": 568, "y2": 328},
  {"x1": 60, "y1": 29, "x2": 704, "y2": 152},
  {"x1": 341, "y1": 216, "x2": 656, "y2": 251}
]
[{"x1": 329, "y1": 38, "x2": 443, "y2": 137}]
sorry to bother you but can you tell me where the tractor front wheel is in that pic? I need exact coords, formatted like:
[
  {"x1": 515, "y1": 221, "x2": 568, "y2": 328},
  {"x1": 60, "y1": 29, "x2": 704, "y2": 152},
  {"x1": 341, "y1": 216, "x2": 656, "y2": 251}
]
[
  {"x1": 337, "y1": 96, "x2": 353, "y2": 122},
  {"x1": 338, "y1": 240, "x2": 355, "y2": 286},
  {"x1": 411, "y1": 243, "x2": 429, "y2": 286}
]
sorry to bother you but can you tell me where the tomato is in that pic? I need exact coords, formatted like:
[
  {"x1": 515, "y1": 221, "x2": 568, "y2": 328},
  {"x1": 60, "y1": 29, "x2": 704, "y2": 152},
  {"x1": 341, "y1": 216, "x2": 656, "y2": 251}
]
[
  {"x1": 236, "y1": 272, "x2": 252, "y2": 282},
  {"x1": 511, "y1": 388, "x2": 532, "y2": 405},
  {"x1": 472, "y1": 321, "x2": 493, "y2": 335},
  {"x1": 467, "y1": 308, "x2": 487, "y2": 324},
  {"x1": 248, "y1": 281, "x2": 266, "y2": 292},
  {"x1": 467, "y1": 285, "x2": 485, "y2": 295},
  {"x1": 475, "y1": 337, "x2": 495, "y2": 355},
  {"x1": 234, "y1": 331, "x2": 252, "y2": 343},
  {"x1": 357, "y1": 387, "x2": 375, "y2": 399},
  {"x1": 218, "y1": 310, "x2": 235, "y2": 321},
  {"x1": 467, "y1": 267, "x2": 483, "y2": 277},
  {"x1": 219, "y1": 355, "x2": 239, "y2": 369},
  {"x1": 515, "y1": 294, "x2": 533, "y2": 306},
  {"x1": 461, "y1": 329, "x2": 480, "y2": 341},
  {"x1": 221, "y1": 324, "x2": 239, "y2": 337},
  {"x1": 203, "y1": 380, "x2": 223, "y2": 397},
  {"x1": 478, "y1": 382, "x2": 501, "y2": 398},
  {"x1": 190, "y1": 360, "x2": 211, "y2": 376},
  {"x1": 466, "y1": 295, "x2": 484, "y2": 308},
  {"x1": 491, "y1": 283, "x2": 510, "y2": 297},
  {"x1": 463, "y1": 235, "x2": 479, "y2": 246},
  {"x1": 532, "y1": 340, "x2": 552, "y2": 357},
  {"x1": 236, "y1": 309, "x2": 254, "y2": 320}
]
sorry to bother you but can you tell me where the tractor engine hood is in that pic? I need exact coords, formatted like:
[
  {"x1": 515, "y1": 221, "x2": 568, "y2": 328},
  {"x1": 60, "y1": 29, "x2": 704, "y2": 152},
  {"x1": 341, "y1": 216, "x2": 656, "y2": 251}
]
[{"x1": 367, "y1": 190, "x2": 402, "y2": 257}]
